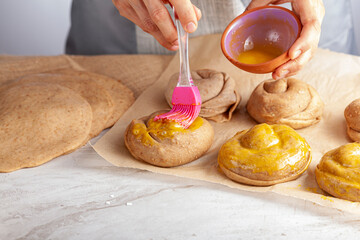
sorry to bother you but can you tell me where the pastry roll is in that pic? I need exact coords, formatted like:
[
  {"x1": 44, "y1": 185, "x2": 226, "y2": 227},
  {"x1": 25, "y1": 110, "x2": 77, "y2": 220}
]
[
  {"x1": 344, "y1": 99, "x2": 360, "y2": 142},
  {"x1": 165, "y1": 69, "x2": 241, "y2": 122},
  {"x1": 247, "y1": 78, "x2": 324, "y2": 129},
  {"x1": 218, "y1": 123, "x2": 311, "y2": 186},
  {"x1": 125, "y1": 111, "x2": 214, "y2": 167},
  {"x1": 315, "y1": 142, "x2": 360, "y2": 202}
]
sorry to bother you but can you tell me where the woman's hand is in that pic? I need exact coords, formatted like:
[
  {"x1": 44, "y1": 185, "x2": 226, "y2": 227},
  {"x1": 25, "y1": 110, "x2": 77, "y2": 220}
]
[
  {"x1": 112, "y1": 0, "x2": 201, "y2": 51},
  {"x1": 247, "y1": 0, "x2": 325, "y2": 80}
]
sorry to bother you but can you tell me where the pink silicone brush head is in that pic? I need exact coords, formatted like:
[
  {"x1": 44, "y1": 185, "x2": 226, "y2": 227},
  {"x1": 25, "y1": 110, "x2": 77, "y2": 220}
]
[{"x1": 154, "y1": 86, "x2": 201, "y2": 128}]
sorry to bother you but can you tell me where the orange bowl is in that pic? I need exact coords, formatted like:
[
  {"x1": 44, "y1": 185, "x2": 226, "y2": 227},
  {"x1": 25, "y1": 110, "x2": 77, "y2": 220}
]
[{"x1": 221, "y1": 6, "x2": 302, "y2": 74}]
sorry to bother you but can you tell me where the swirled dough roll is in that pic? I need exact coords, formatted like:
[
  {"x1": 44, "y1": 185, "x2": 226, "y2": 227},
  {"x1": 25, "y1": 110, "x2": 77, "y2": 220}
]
[
  {"x1": 218, "y1": 123, "x2": 312, "y2": 186},
  {"x1": 315, "y1": 142, "x2": 360, "y2": 202},
  {"x1": 165, "y1": 69, "x2": 241, "y2": 122},
  {"x1": 247, "y1": 78, "x2": 324, "y2": 129},
  {"x1": 344, "y1": 99, "x2": 360, "y2": 142},
  {"x1": 125, "y1": 111, "x2": 214, "y2": 167}
]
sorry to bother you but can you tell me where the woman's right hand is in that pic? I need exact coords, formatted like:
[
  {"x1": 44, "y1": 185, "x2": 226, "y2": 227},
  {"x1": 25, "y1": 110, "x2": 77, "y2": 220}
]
[{"x1": 112, "y1": 0, "x2": 202, "y2": 51}]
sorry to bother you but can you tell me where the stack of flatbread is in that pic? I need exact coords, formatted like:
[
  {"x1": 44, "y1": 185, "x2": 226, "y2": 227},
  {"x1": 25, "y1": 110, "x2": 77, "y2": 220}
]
[{"x1": 0, "y1": 57, "x2": 135, "y2": 173}]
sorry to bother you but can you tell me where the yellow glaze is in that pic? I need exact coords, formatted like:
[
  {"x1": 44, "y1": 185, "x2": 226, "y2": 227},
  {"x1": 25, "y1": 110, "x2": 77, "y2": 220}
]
[
  {"x1": 320, "y1": 195, "x2": 334, "y2": 202},
  {"x1": 218, "y1": 123, "x2": 310, "y2": 174},
  {"x1": 131, "y1": 117, "x2": 203, "y2": 146},
  {"x1": 237, "y1": 45, "x2": 284, "y2": 64},
  {"x1": 317, "y1": 142, "x2": 360, "y2": 188},
  {"x1": 305, "y1": 187, "x2": 319, "y2": 194}
]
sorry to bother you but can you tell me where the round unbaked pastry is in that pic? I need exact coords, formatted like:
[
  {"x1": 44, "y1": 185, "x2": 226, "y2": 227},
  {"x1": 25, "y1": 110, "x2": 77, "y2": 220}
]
[
  {"x1": 218, "y1": 123, "x2": 312, "y2": 186},
  {"x1": 165, "y1": 69, "x2": 241, "y2": 122},
  {"x1": 315, "y1": 142, "x2": 360, "y2": 202},
  {"x1": 344, "y1": 98, "x2": 360, "y2": 142},
  {"x1": 247, "y1": 78, "x2": 324, "y2": 129},
  {"x1": 125, "y1": 111, "x2": 214, "y2": 167}
]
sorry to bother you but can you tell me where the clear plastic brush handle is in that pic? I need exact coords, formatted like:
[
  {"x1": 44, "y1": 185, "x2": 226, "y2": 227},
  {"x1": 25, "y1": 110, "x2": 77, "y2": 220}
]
[{"x1": 173, "y1": 7, "x2": 194, "y2": 87}]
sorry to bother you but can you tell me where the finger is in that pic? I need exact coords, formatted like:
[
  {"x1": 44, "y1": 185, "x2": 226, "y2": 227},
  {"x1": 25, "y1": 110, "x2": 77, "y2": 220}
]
[
  {"x1": 129, "y1": 0, "x2": 159, "y2": 33},
  {"x1": 169, "y1": 0, "x2": 198, "y2": 33},
  {"x1": 246, "y1": 0, "x2": 289, "y2": 10},
  {"x1": 272, "y1": 49, "x2": 312, "y2": 80},
  {"x1": 288, "y1": 22, "x2": 320, "y2": 60},
  {"x1": 290, "y1": 0, "x2": 324, "y2": 59},
  {"x1": 150, "y1": 30, "x2": 179, "y2": 51},
  {"x1": 246, "y1": 0, "x2": 274, "y2": 10},
  {"x1": 193, "y1": 4, "x2": 202, "y2": 21},
  {"x1": 135, "y1": 16, "x2": 178, "y2": 51},
  {"x1": 113, "y1": 0, "x2": 178, "y2": 50},
  {"x1": 143, "y1": 0, "x2": 178, "y2": 46},
  {"x1": 134, "y1": 15, "x2": 178, "y2": 51},
  {"x1": 162, "y1": 0, "x2": 201, "y2": 20},
  {"x1": 112, "y1": 0, "x2": 139, "y2": 21},
  {"x1": 113, "y1": 0, "x2": 159, "y2": 36}
]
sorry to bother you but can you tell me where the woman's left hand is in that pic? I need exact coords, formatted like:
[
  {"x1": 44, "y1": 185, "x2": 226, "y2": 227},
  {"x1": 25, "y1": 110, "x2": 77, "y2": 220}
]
[{"x1": 247, "y1": 0, "x2": 325, "y2": 80}]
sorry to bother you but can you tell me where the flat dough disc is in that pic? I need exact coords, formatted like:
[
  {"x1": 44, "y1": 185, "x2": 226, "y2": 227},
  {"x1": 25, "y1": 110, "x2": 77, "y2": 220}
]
[
  {"x1": 10, "y1": 73, "x2": 114, "y2": 138},
  {"x1": 0, "y1": 55, "x2": 70, "y2": 85},
  {"x1": 0, "y1": 82, "x2": 92, "y2": 173},
  {"x1": 46, "y1": 68, "x2": 135, "y2": 128}
]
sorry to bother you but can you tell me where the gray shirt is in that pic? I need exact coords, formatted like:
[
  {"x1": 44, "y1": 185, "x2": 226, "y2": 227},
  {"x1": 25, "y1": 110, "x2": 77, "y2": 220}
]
[{"x1": 66, "y1": 0, "x2": 137, "y2": 54}]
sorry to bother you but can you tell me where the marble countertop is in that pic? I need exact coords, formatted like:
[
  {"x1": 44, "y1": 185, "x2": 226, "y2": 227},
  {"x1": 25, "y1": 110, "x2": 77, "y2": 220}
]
[{"x1": 1, "y1": 133, "x2": 360, "y2": 240}]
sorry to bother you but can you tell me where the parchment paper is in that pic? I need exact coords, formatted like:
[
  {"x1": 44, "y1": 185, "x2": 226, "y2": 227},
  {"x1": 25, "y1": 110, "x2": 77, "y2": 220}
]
[
  {"x1": 93, "y1": 33, "x2": 360, "y2": 214},
  {"x1": 68, "y1": 54, "x2": 173, "y2": 98}
]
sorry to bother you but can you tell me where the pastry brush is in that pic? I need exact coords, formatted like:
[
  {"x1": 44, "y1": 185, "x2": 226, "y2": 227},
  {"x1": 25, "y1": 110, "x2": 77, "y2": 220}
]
[{"x1": 154, "y1": 7, "x2": 201, "y2": 128}]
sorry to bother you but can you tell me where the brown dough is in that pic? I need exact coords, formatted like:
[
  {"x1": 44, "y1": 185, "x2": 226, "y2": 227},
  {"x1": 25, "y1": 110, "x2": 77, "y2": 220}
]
[
  {"x1": 315, "y1": 142, "x2": 360, "y2": 202},
  {"x1": 344, "y1": 98, "x2": 360, "y2": 141},
  {"x1": 5, "y1": 73, "x2": 113, "y2": 139},
  {"x1": 125, "y1": 111, "x2": 214, "y2": 167},
  {"x1": 165, "y1": 69, "x2": 241, "y2": 122},
  {"x1": 247, "y1": 78, "x2": 324, "y2": 129},
  {"x1": 0, "y1": 82, "x2": 92, "y2": 173},
  {"x1": 45, "y1": 68, "x2": 135, "y2": 128},
  {"x1": 218, "y1": 124, "x2": 312, "y2": 186}
]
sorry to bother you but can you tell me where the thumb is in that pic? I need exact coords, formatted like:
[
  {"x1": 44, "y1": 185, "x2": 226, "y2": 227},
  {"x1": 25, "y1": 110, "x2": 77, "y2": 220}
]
[
  {"x1": 246, "y1": 0, "x2": 274, "y2": 10},
  {"x1": 246, "y1": 0, "x2": 290, "y2": 10}
]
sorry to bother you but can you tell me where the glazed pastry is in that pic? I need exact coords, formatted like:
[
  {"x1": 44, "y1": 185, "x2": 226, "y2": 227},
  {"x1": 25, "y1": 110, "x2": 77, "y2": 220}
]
[
  {"x1": 344, "y1": 99, "x2": 360, "y2": 142},
  {"x1": 218, "y1": 123, "x2": 311, "y2": 186},
  {"x1": 125, "y1": 111, "x2": 214, "y2": 167},
  {"x1": 315, "y1": 142, "x2": 360, "y2": 202},
  {"x1": 165, "y1": 69, "x2": 241, "y2": 122},
  {"x1": 247, "y1": 78, "x2": 324, "y2": 129}
]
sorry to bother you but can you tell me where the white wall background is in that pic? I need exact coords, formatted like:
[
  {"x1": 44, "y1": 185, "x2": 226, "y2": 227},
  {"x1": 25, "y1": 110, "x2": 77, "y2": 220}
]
[
  {"x1": 351, "y1": 0, "x2": 360, "y2": 55},
  {"x1": 0, "y1": 0, "x2": 72, "y2": 55}
]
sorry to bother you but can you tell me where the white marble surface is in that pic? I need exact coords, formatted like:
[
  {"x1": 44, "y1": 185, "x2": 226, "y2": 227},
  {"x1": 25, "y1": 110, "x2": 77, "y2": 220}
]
[{"x1": 1, "y1": 133, "x2": 360, "y2": 240}]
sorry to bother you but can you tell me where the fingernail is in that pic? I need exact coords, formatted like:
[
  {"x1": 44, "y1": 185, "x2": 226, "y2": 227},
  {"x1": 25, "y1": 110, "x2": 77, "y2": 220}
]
[
  {"x1": 172, "y1": 39, "x2": 179, "y2": 46},
  {"x1": 186, "y1": 22, "x2": 196, "y2": 33},
  {"x1": 278, "y1": 69, "x2": 289, "y2": 79},
  {"x1": 170, "y1": 45, "x2": 179, "y2": 51},
  {"x1": 292, "y1": 50, "x2": 302, "y2": 59}
]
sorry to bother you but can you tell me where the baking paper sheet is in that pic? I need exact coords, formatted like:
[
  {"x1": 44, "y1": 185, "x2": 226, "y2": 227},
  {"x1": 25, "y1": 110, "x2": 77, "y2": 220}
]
[{"x1": 93, "y1": 34, "x2": 360, "y2": 213}]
